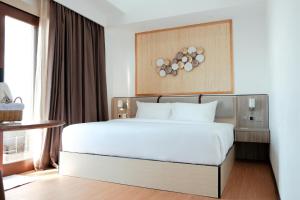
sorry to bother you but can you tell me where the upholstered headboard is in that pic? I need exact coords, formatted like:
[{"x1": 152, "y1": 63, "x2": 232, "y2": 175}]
[
  {"x1": 112, "y1": 95, "x2": 239, "y2": 126},
  {"x1": 111, "y1": 94, "x2": 269, "y2": 128}
]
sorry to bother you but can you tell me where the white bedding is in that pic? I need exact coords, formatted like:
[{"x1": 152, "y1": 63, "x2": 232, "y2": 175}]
[{"x1": 62, "y1": 118, "x2": 234, "y2": 165}]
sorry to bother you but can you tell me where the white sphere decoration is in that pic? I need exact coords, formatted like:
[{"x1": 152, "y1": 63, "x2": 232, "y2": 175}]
[
  {"x1": 188, "y1": 46, "x2": 197, "y2": 54},
  {"x1": 184, "y1": 62, "x2": 193, "y2": 72},
  {"x1": 159, "y1": 70, "x2": 167, "y2": 77},
  {"x1": 171, "y1": 63, "x2": 179, "y2": 70},
  {"x1": 196, "y1": 54, "x2": 205, "y2": 63},
  {"x1": 155, "y1": 47, "x2": 205, "y2": 77},
  {"x1": 181, "y1": 56, "x2": 188, "y2": 63},
  {"x1": 156, "y1": 58, "x2": 164, "y2": 67}
]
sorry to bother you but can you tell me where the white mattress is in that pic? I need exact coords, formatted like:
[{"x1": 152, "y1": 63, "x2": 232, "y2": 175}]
[{"x1": 62, "y1": 119, "x2": 234, "y2": 165}]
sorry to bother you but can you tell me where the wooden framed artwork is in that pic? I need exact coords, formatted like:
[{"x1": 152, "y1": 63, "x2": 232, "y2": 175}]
[{"x1": 135, "y1": 19, "x2": 234, "y2": 95}]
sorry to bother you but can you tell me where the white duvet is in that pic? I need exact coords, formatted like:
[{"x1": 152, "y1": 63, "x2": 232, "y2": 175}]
[{"x1": 62, "y1": 118, "x2": 234, "y2": 165}]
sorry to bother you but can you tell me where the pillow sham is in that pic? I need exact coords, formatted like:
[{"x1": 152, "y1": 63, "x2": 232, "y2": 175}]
[
  {"x1": 170, "y1": 101, "x2": 218, "y2": 122},
  {"x1": 135, "y1": 101, "x2": 171, "y2": 120}
]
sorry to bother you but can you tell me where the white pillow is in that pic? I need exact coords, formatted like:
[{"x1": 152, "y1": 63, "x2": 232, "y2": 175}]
[
  {"x1": 170, "y1": 101, "x2": 218, "y2": 122},
  {"x1": 135, "y1": 101, "x2": 171, "y2": 120}
]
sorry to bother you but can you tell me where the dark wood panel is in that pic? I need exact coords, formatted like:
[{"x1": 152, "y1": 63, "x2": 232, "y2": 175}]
[
  {"x1": 0, "y1": 171, "x2": 4, "y2": 200},
  {"x1": 0, "y1": 13, "x2": 4, "y2": 70},
  {"x1": 0, "y1": 68, "x2": 3, "y2": 81},
  {"x1": 0, "y1": 2, "x2": 39, "y2": 26},
  {"x1": 235, "y1": 142, "x2": 269, "y2": 161}
]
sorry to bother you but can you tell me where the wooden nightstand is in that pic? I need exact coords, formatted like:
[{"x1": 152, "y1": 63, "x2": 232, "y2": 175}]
[
  {"x1": 235, "y1": 95, "x2": 270, "y2": 161},
  {"x1": 235, "y1": 128, "x2": 270, "y2": 161}
]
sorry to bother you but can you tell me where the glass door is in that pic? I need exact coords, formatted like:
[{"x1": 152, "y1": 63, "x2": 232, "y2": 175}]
[
  {"x1": 3, "y1": 15, "x2": 36, "y2": 164},
  {"x1": 0, "y1": 2, "x2": 39, "y2": 175}
]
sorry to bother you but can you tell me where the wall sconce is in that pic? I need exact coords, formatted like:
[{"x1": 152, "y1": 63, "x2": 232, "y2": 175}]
[
  {"x1": 117, "y1": 99, "x2": 128, "y2": 111},
  {"x1": 248, "y1": 98, "x2": 256, "y2": 111}
]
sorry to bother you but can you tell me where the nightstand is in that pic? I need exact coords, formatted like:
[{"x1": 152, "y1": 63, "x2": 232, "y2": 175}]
[
  {"x1": 235, "y1": 128, "x2": 270, "y2": 161},
  {"x1": 235, "y1": 95, "x2": 270, "y2": 161}
]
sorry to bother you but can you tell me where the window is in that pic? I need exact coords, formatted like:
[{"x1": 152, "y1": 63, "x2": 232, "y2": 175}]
[
  {"x1": 3, "y1": 16, "x2": 36, "y2": 164},
  {"x1": 0, "y1": 2, "x2": 39, "y2": 175}
]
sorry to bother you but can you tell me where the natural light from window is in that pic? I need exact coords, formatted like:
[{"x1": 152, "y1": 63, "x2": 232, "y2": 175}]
[{"x1": 3, "y1": 16, "x2": 36, "y2": 164}]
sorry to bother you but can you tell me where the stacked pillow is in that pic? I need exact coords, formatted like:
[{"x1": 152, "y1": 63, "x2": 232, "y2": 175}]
[{"x1": 135, "y1": 101, "x2": 218, "y2": 122}]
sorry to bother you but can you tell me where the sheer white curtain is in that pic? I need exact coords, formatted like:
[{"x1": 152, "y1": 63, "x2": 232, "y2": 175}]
[{"x1": 32, "y1": 0, "x2": 52, "y2": 169}]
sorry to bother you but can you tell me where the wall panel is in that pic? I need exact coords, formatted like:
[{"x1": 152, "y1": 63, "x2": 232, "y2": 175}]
[{"x1": 135, "y1": 20, "x2": 233, "y2": 95}]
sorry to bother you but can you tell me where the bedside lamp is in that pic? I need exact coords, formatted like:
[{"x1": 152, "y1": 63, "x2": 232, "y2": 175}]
[
  {"x1": 248, "y1": 98, "x2": 256, "y2": 111},
  {"x1": 248, "y1": 97, "x2": 256, "y2": 121},
  {"x1": 117, "y1": 99, "x2": 128, "y2": 111}
]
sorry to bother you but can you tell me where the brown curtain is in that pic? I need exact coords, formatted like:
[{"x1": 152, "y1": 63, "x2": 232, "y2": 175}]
[{"x1": 37, "y1": 1, "x2": 108, "y2": 169}]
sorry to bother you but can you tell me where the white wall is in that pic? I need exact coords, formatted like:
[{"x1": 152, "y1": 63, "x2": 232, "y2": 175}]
[
  {"x1": 106, "y1": 0, "x2": 266, "y2": 25},
  {"x1": 105, "y1": 2, "x2": 270, "y2": 111},
  {"x1": 54, "y1": 0, "x2": 123, "y2": 26},
  {"x1": 268, "y1": 0, "x2": 300, "y2": 199},
  {"x1": 105, "y1": 27, "x2": 135, "y2": 115},
  {"x1": 232, "y1": 6, "x2": 269, "y2": 94}
]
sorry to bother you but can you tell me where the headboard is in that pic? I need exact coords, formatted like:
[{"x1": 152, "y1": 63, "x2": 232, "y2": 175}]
[{"x1": 111, "y1": 94, "x2": 269, "y2": 129}]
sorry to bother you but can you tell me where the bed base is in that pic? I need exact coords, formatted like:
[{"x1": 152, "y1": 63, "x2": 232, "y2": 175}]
[{"x1": 59, "y1": 146, "x2": 235, "y2": 198}]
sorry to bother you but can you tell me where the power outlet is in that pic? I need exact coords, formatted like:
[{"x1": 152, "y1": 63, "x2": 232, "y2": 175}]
[
  {"x1": 118, "y1": 113, "x2": 128, "y2": 118},
  {"x1": 242, "y1": 115, "x2": 255, "y2": 121}
]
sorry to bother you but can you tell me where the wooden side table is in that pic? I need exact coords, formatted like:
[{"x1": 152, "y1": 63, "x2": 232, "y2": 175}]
[
  {"x1": 235, "y1": 128, "x2": 270, "y2": 161},
  {"x1": 0, "y1": 120, "x2": 65, "y2": 176}
]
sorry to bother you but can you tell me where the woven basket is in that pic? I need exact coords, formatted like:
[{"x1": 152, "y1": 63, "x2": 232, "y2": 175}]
[
  {"x1": 0, "y1": 110, "x2": 22, "y2": 122},
  {"x1": 0, "y1": 97, "x2": 23, "y2": 122}
]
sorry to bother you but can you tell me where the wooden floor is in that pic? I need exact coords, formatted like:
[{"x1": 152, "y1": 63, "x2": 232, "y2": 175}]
[{"x1": 5, "y1": 161, "x2": 278, "y2": 200}]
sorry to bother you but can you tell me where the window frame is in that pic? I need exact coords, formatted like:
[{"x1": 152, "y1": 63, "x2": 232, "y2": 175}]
[
  {"x1": 0, "y1": 2, "x2": 39, "y2": 176},
  {"x1": 0, "y1": 2, "x2": 39, "y2": 81}
]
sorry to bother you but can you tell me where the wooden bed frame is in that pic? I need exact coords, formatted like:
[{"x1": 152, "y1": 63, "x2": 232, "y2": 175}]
[
  {"x1": 59, "y1": 146, "x2": 234, "y2": 198},
  {"x1": 59, "y1": 95, "x2": 240, "y2": 198}
]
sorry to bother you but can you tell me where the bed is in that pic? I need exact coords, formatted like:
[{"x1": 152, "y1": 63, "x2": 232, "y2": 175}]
[
  {"x1": 62, "y1": 119, "x2": 233, "y2": 166},
  {"x1": 59, "y1": 95, "x2": 237, "y2": 198}
]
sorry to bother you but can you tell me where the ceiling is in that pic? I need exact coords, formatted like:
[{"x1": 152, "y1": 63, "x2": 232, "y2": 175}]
[{"x1": 55, "y1": 0, "x2": 266, "y2": 27}]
